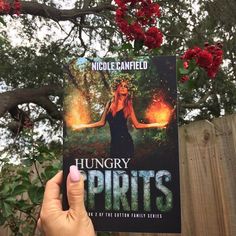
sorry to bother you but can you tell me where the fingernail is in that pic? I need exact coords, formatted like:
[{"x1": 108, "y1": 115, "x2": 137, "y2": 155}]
[{"x1": 69, "y1": 165, "x2": 80, "y2": 182}]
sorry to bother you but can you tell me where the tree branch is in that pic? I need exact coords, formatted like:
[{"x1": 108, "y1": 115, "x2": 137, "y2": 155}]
[
  {"x1": 33, "y1": 160, "x2": 44, "y2": 186},
  {"x1": 0, "y1": 85, "x2": 63, "y2": 119},
  {"x1": 33, "y1": 114, "x2": 54, "y2": 123},
  {"x1": 32, "y1": 97, "x2": 62, "y2": 120},
  {"x1": 0, "y1": 1, "x2": 116, "y2": 22},
  {"x1": 180, "y1": 90, "x2": 212, "y2": 109}
]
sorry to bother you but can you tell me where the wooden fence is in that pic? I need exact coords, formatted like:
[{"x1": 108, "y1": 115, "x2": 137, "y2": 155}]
[{"x1": 1, "y1": 114, "x2": 236, "y2": 236}]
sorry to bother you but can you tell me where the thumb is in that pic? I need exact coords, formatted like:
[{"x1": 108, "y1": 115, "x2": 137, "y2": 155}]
[{"x1": 67, "y1": 165, "x2": 87, "y2": 218}]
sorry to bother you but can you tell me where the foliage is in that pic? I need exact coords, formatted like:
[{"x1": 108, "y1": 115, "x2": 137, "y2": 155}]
[
  {"x1": 0, "y1": 40, "x2": 66, "y2": 88},
  {"x1": 0, "y1": 138, "x2": 61, "y2": 235},
  {"x1": 0, "y1": 0, "x2": 235, "y2": 235}
]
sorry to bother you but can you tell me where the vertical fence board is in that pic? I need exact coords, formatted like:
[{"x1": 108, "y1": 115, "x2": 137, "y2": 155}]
[
  {"x1": 212, "y1": 115, "x2": 236, "y2": 236},
  {"x1": 183, "y1": 120, "x2": 226, "y2": 236},
  {"x1": 176, "y1": 126, "x2": 194, "y2": 236},
  {"x1": 0, "y1": 227, "x2": 11, "y2": 236}
]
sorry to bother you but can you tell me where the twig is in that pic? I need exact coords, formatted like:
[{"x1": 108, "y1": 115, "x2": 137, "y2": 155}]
[{"x1": 33, "y1": 160, "x2": 44, "y2": 186}]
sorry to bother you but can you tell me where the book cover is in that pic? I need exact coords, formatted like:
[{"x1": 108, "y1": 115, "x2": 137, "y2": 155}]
[{"x1": 62, "y1": 56, "x2": 181, "y2": 233}]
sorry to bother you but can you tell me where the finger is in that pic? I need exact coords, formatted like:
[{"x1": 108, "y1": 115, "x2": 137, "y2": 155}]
[
  {"x1": 42, "y1": 171, "x2": 63, "y2": 213},
  {"x1": 67, "y1": 165, "x2": 87, "y2": 218},
  {"x1": 44, "y1": 171, "x2": 63, "y2": 202},
  {"x1": 37, "y1": 218, "x2": 43, "y2": 233}
]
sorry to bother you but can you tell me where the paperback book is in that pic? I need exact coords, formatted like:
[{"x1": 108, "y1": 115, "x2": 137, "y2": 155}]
[{"x1": 62, "y1": 56, "x2": 181, "y2": 233}]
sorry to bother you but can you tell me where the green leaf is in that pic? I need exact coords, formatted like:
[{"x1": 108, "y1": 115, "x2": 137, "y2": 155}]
[
  {"x1": 121, "y1": 43, "x2": 133, "y2": 51},
  {"x1": 21, "y1": 158, "x2": 34, "y2": 167},
  {"x1": 109, "y1": 45, "x2": 121, "y2": 52},
  {"x1": 0, "y1": 17, "x2": 6, "y2": 26},
  {"x1": 186, "y1": 78, "x2": 197, "y2": 90},
  {"x1": 151, "y1": 48, "x2": 161, "y2": 55},
  {"x1": 179, "y1": 67, "x2": 189, "y2": 75},
  {"x1": 22, "y1": 179, "x2": 31, "y2": 188},
  {"x1": 0, "y1": 157, "x2": 8, "y2": 162},
  {"x1": 2, "y1": 202, "x2": 12, "y2": 217},
  {"x1": 12, "y1": 185, "x2": 27, "y2": 196},
  {"x1": 44, "y1": 165, "x2": 57, "y2": 179},
  {"x1": 16, "y1": 200, "x2": 32, "y2": 211},
  {"x1": 0, "y1": 214, "x2": 6, "y2": 226},
  {"x1": 17, "y1": 169, "x2": 30, "y2": 180},
  {"x1": 52, "y1": 161, "x2": 61, "y2": 171},
  {"x1": 188, "y1": 59, "x2": 197, "y2": 72},
  {"x1": 36, "y1": 155, "x2": 45, "y2": 163},
  {"x1": 5, "y1": 197, "x2": 16, "y2": 204},
  {"x1": 28, "y1": 186, "x2": 44, "y2": 204},
  {"x1": 0, "y1": 184, "x2": 11, "y2": 197},
  {"x1": 134, "y1": 39, "x2": 144, "y2": 51},
  {"x1": 38, "y1": 146, "x2": 49, "y2": 153}
]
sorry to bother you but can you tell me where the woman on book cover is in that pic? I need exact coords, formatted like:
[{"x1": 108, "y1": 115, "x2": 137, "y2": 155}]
[{"x1": 73, "y1": 75, "x2": 165, "y2": 158}]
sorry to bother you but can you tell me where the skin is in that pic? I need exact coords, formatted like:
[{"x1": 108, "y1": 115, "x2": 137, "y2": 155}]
[
  {"x1": 72, "y1": 81, "x2": 167, "y2": 130},
  {"x1": 37, "y1": 171, "x2": 95, "y2": 236}
]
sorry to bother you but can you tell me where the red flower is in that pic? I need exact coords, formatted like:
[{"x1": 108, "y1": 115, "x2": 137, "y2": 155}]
[
  {"x1": 183, "y1": 61, "x2": 189, "y2": 69},
  {"x1": 182, "y1": 47, "x2": 201, "y2": 60},
  {"x1": 115, "y1": 0, "x2": 163, "y2": 49},
  {"x1": 0, "y1": 0, "x2": 10, "y2": 13},
  {"x1": 115, "y1": 0, "x2": 126, "y2": 8},
  {"x1": 150, "y1": 3, "x2": 161, "y2": 17},
  {"x1": 144, "y1": 36, "x2": 157, "y2": 48},
  {"x1": 0, "y1": 0, "x2": 21, "y2": 15},
  {"x1": 13, "y1": 0, "x2": 22, "y2": 15},
  {"x1": 214, "y1": 56, "x2": 222, "y2": 65},
  {"x1": 149, "y1": 18, "x2": 156, "y2": 24},
  {"x1": 205, "y1": 45, "x2": 216, "y2": 53},
  {"x1": 144, "y1": 27, "x2": 163, "y2": 49},
  {"x1": 14, "y1": 0, "x2": 21, "y2": 10},
  {"x1": 136, "y1": 9, "x2": 145, "y2": 18},
  {"x1": 116, "y1": 20, "x2": 131, "y2": 38},
  {"x1": 180, "y1": 75, "x2": 190, "y2": 83},
  {"x1": 3, "y1": 1, "x2": 10, "y2": 13},
  {"x1": 207, "y1": 69, "x2": 217, "y2": 78},
  {"x1": 214, "y1": 48, "x2": 223, "y2": 57},
  {"x1": 181, "y1": 43, "x2": 223, "y2": 79},
  {"x1": 197, "y1": 50, "x2": 213, "y2": 68},
  {"x1": 0, "y1": 0, "x2": 4, "y2": 11},
  {"x1": 130, "y1": 22, "x2": 145, "y2": 40}
]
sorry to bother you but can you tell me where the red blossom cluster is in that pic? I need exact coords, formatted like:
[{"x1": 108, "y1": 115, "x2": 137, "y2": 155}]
[
  {"x1": 0, "y1": 0, "x2": 21, "y2": 15},
  {"x1": 181, "y1": 42, "x2": 223, "y2": 79},
  {"x1": 0, "y1": 0, "x2": 10, "y2": 13},
  {"x1": 115, "y1": 0, "x2": 163, "y2": 49},
  {"x1": 14, "y1": 0, "x2": 21, "y2": 15}
]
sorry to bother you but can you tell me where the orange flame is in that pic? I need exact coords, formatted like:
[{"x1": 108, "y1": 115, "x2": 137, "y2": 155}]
[
  {"x1": 145, "y1": 93, "x2": 174, "y2": 128},
  {"x1": 64, "y1": 89, "x2": 91, "y2": 129}
]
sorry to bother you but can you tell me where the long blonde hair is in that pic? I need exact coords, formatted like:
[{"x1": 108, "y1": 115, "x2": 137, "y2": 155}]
[{"x1": 110, "y1": 84, "x2": 132, "y2": 118}]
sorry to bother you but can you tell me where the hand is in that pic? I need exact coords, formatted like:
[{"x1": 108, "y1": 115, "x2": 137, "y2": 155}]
[
  {"x1": 152, "y1": 122, "x2": 168, "y2": 128},
  {"x1": 72, "y1": 124, "x2": 87, "y2": 130},
  {"x1": 37, "y1": 166, "x2": 95, "y2": 236},
  {"x1": 144, "y1": 122, "x2": 168, "y2": 129}
]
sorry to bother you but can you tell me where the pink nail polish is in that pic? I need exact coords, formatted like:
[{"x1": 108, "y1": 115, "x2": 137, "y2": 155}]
[{"x1": 69, "y1": 165, "x2": 80, "y2": 182}]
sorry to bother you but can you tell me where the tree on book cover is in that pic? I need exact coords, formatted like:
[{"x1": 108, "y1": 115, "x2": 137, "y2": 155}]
[{"x1": 62, "y1": 56, "x2": 181, "y2": 233}]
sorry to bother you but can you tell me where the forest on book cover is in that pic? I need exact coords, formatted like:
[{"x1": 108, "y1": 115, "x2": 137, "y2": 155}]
[{"x1": 64, "y1": 56, "x2": 177, "y2": 168}]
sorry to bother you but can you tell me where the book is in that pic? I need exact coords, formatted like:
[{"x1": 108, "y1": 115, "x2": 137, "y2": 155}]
[{"x1": 62, "y1": 56, "x2": 181, "y2": 233}]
